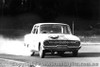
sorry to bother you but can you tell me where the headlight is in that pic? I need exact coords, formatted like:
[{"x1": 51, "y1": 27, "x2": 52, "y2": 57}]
[
  {"x1": 44, "y1": 41, "x2": 49, "y2": 45},
  {"x1": 76, "y1": 41, "x2": 81, "y2": 45}
]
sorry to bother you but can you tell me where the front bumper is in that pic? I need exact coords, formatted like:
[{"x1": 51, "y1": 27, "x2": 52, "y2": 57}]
[{"x1": 43, "y1": 45, "x2": 81, "y2": 51}]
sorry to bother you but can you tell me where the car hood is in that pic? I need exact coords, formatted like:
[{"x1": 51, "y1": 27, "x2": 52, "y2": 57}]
[{"x1": 40, "y1": 34, "x2": 80, "y2": 41}]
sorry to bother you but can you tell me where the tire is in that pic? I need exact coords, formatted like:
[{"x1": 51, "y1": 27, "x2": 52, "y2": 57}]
[
  {"x1": 57, "y1": 51, "x2": 65, "y2": 56},
  {"x1": 31, "y1": 52, "x2": 35, "y2": 56},
  {"x1": 72, "y1": 50, "x2": 78, "y2": 57},
  {"x1": 39, "y1": 46, "x2": 45, "y2": 58}
]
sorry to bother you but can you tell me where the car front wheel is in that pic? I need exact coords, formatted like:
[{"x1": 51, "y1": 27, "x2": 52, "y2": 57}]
[
  {"x1": 39, "y1": 46, "x2": 45, "y2": 58},
  {"x1": 72, "y1": 50, "x2": 78, "y2": 57},
  {"x1": 31, "y1": 52, "x2": 35, "y2": 56}
]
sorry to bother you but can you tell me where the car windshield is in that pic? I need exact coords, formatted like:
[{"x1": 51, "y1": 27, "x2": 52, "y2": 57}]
[{"x1": 40, "y1": 24, "x2": 71, "y2": 34}]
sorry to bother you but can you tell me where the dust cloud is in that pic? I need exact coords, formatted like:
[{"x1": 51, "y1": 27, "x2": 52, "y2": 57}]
[{"x1": 0, "y1": 35, "x2": 31, "y2": 56}]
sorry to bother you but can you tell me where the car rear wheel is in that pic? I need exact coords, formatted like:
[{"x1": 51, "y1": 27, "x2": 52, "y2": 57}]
[
  {"x1": 72, "y1": 50, "x2": 78, "y2": 57},
  {"x1": 39, "y1": 46, "x2": 45, "y2": 58}
]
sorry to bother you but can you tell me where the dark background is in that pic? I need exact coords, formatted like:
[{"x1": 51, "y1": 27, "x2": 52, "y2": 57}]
[{"x1": 0, "y1": 0, "x2": 100, "y2": 36}]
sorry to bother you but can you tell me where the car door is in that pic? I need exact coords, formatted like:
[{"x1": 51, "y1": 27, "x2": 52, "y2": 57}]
[{"x1": 30, "y1": 26, "x2": 39, "y2": 51}]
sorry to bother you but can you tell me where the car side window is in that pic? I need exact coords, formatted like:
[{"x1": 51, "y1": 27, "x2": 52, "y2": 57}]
[
  {"x1": 33, "y1": 26, "x2": 38, "y2": 34},
  {"x1": 33, "y1": 28, "x2": 36, "y2": 34},
  {"x1": 36, "y1": 28, "x2": 38, "y2": 34}
]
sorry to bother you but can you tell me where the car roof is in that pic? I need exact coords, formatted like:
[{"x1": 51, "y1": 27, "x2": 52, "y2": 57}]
[{"x1": 34, "y1": 23, "x2": 69, "y2": 26}]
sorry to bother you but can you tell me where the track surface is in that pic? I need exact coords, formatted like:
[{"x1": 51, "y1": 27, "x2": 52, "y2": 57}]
[{"x1": 0, "y1": 45, "x2": 100, "y2": 67}]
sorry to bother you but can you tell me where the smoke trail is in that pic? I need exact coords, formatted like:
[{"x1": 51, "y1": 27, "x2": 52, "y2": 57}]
[{"x1": 0, "y1": 35, "x2": 31, "y2": 56}]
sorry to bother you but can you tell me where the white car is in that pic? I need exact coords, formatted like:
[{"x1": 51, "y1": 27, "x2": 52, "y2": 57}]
[{"x1": 24, "y1": 23, "x2": 81, "y2": 58}]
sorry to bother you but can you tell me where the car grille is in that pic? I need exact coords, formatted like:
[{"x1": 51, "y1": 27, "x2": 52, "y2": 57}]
[{"x1": 44, "y1": 40, "x2": 80, "y2": 46}]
